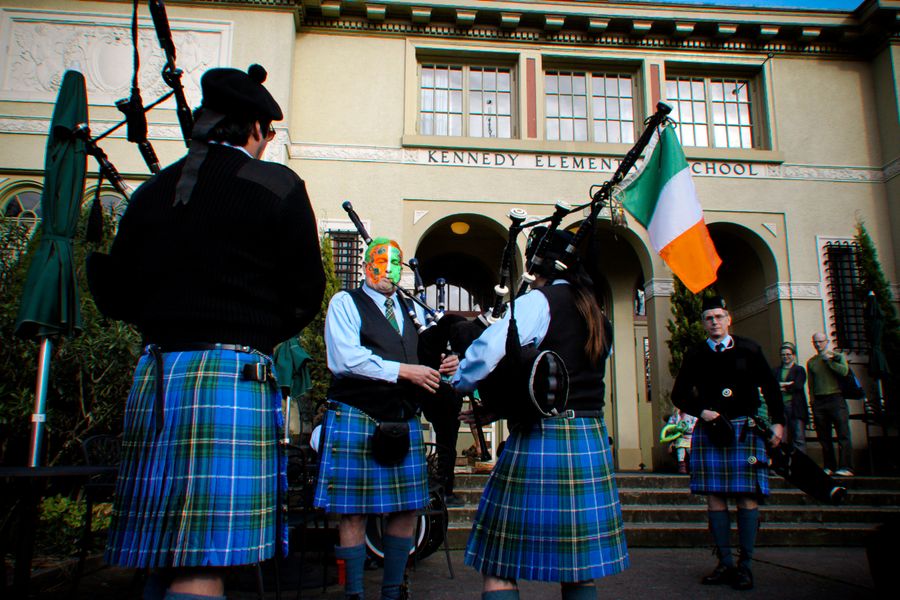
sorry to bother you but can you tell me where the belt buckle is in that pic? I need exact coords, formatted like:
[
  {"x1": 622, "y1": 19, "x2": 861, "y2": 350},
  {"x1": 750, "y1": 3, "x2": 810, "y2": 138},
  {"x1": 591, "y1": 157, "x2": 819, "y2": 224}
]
[{"x1": 563, "y1": 409, "x2": 576, "y2": 419}]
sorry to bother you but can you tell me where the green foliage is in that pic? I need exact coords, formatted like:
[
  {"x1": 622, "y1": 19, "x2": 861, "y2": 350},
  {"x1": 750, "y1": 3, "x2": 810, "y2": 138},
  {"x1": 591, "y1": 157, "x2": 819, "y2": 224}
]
[
  {"x1": 855, "y1": 221, "x2": 900, "y2": 378},
  {"x1": 0, "y1": 210, "x2": 140, "y2": 466},
  {"x1": 299, "y1": 235, "x2": 341, "y2": 419},
  {"x1": 666, "y1": 277, "x2": 716, "y2": 377},
  {"x1": 35, "y1": 494, "x2": 112, "y2": 557}
]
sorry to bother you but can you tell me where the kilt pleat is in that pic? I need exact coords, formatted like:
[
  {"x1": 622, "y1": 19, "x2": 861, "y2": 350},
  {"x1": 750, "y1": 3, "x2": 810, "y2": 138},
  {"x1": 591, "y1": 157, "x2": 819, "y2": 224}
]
[
  {"x1": 464, "y1": 417, "x2": 629, "y2": 582},
  {"x1": 690, "y1": 416, "x2": 769, "y2": 497},
  {"x1": 313, "y1": 401, "x2": 428, "y2": 514},
  {"x1": 105, "y1": 348, "x2": 285, "y2": 568}
]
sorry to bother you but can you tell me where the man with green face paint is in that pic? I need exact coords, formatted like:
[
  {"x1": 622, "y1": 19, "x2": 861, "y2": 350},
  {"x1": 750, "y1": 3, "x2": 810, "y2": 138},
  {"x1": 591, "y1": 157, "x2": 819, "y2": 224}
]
[{"x1": 315, "y1": 237, "x2": 459, "y2": 600}]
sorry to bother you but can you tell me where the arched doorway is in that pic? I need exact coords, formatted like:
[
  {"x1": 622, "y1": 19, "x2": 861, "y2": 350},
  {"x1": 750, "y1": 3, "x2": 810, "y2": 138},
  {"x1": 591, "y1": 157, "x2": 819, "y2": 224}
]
[{"x1": 708, "y1": 223, "x2": 782, "y2": 359}]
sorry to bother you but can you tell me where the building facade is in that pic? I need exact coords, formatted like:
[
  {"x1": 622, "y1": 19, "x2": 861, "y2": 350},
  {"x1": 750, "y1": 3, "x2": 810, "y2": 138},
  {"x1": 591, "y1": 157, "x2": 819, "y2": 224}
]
[{"x1": 2, "y1": 0, "x2": 898, "y2": 470}]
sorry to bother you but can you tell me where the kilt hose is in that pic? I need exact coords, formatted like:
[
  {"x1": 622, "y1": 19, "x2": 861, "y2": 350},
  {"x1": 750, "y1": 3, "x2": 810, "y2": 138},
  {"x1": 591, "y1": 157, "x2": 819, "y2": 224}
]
[
  {"x1": 690, "y1": 416, "x2": 770, "y2": 498},
  {"x1": 105, "y1": 347, "x2": 286, "y2": 569},
  {"x1": 465, "y1": 416, "x2": 629, "y2": 582},
  {"x1": 313, "y1": 401, "x2": 429, "y2": 514}
]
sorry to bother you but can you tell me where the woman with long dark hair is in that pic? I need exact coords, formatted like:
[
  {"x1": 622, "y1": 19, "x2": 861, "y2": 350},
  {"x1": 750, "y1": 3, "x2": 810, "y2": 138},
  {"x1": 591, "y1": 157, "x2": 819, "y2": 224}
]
[{"x1": 452, "y1": 227, "x2": 629, "y2": 600}]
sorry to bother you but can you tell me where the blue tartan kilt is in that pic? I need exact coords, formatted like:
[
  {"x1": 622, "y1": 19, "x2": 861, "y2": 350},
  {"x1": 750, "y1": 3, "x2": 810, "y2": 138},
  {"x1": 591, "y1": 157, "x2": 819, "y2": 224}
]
[
  {"x1": 464, "y1": 416, "x2": 629, "y2": 582},
  {"x1": 313, "y1": 401, "x2": 429, "y2": 514},
  {"x1": 690, "y1": 416, "x2": 770, "y2": 498},
  {"x1": 105, "y1": 347, "x2": 286, "y2": 569}
]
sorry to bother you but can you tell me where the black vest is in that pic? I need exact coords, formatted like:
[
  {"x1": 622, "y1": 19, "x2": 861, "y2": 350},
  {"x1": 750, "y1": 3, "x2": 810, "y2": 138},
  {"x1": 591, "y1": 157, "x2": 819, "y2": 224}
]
[
  {"x1": 537, "y1": 284, "x2": 609, "y2": 411},
  {"x1": 328, "y1": 287, "x2": 420, "y2": 420}
]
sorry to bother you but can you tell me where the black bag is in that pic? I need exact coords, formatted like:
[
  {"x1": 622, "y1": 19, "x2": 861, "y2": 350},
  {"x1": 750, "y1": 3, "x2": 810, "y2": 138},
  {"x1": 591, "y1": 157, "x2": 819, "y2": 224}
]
[
  {"x1": 371, "y1": 421, "x2": 410, "y2": 466},
  {"x1": 703, "y1": 415, "x2": 735, "y2": 447},
  {"x1": 839, "y1": 366, "x2": 866, "y2": 400}
]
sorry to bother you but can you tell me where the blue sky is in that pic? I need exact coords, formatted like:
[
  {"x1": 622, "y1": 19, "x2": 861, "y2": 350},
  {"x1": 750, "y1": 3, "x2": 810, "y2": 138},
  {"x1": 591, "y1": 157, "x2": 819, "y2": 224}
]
[{"x1": 635, "y1": 1, "x2": 860, "y2": 10}]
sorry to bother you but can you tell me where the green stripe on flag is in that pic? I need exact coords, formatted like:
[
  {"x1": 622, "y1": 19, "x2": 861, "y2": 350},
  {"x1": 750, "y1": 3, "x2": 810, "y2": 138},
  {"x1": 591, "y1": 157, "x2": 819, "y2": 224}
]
[{"x1": 622, "y1": 126, "x2": 689, "y2": 227}]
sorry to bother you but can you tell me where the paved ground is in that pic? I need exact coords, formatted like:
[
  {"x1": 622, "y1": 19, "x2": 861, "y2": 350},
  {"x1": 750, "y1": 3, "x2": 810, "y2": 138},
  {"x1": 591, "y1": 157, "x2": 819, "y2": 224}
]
[{"x1": 21, "y1": 546, "x2": 876, "y2": 599}]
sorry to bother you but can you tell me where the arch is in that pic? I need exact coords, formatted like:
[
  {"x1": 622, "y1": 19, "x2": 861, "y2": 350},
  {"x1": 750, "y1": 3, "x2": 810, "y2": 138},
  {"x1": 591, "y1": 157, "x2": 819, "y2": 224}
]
[
  {"x1": 1, "y1": 181, "x2": 43, "y2": 226},
  {"x1": 415, "y1": 213, "x2": 519, "y2": 310},
  {"x1": 707, "y1": 221, "x2": 782, "y2": 355}
]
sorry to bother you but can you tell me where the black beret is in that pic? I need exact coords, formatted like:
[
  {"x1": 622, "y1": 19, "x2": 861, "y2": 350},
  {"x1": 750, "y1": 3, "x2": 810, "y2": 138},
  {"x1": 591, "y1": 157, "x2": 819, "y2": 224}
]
[
  {"x1": 200, "y1": 64, "x2": 283, "y2": 122},
  {"x1": 701, "y1": 295, "x2": 727, "y2": 313},
  {"x1": 526, "y1": 226, "x2": 575, "y2": 276}
]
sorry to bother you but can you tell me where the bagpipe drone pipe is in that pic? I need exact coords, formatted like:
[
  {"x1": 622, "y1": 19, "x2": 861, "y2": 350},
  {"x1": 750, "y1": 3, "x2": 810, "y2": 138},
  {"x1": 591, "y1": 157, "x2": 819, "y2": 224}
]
[{"x1": 746, "y1": 415, "x2": 848, "y2": 505}]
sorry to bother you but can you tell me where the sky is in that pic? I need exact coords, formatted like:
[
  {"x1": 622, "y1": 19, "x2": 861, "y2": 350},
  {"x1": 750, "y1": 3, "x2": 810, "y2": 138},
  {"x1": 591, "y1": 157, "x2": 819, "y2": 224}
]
[{"x1": 634, "y1": 0, "x2": 861, "y2": 10}]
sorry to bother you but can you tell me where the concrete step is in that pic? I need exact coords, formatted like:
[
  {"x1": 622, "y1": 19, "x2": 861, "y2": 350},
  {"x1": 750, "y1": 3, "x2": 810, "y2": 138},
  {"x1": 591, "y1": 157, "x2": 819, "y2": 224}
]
[{"x1": 615, "y1": 488, "x2": 900, "y2": 506}]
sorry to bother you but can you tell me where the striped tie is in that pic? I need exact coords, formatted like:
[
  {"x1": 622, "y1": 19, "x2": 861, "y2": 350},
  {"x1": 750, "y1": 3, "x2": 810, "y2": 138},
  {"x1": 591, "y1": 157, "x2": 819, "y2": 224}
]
[{"x1": 384, "y1": 297, "x2": 400, "y2": 333}]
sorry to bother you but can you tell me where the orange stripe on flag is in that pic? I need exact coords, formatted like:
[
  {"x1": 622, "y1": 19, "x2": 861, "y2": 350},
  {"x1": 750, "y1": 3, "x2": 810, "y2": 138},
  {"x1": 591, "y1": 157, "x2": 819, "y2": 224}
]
[{"x1": 659, "y1": 219, "x2": 721, "y2": 294}]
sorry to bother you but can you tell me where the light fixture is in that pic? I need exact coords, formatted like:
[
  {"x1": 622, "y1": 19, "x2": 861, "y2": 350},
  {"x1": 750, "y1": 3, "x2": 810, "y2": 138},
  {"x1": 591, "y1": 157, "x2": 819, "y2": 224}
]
[{"x1": 450, "y1": 221, "x2": 470, "y2": 235}]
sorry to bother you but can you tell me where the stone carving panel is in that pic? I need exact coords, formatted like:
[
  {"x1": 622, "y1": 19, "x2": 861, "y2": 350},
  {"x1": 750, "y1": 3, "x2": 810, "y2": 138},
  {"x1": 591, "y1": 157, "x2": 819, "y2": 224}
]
[{"x1": 0, "y1": 8, "x2": 231, "y2": 106}]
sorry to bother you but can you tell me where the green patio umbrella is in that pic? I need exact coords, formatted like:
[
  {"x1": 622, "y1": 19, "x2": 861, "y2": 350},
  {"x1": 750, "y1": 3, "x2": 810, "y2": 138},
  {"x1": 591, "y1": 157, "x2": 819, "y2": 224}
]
[{"x1": 14, "y1": 70, "x2": 88, "y2": 466}]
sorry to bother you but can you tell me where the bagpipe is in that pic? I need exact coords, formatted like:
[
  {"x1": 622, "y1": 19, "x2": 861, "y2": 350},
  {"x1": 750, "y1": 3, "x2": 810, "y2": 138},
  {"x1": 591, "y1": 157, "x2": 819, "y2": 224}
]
[
  {"x1": 77, "y1": 1, "x2": 194, "y2": 240},
  {"x1": 338, "y1": 102, "x2": 675, "y2": 430},
  {"x1": 746, "y1": 415, "x2": 847, "y2": 505}
]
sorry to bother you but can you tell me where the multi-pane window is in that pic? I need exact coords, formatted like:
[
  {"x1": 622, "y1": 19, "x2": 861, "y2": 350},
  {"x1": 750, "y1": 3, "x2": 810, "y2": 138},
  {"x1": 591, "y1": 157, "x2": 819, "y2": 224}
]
[
  {"x1": 823, "y1": 241, "x2": 866, "y2": 354},
  {"x1": 419, "y1": 64, "x2": 513, "y2": 138},
  {"x1": 330, "y1": 231, "x2": 363, "y2": 290},
  {"x1": 545, "y1": 71, "x2": 635, "y2": 143},
  {"x1": 665, "y1": 75, "x2": 754, "y2": 148},
  {"x1": 3, "y1": 188, "x2": 41, "y2": 224}
]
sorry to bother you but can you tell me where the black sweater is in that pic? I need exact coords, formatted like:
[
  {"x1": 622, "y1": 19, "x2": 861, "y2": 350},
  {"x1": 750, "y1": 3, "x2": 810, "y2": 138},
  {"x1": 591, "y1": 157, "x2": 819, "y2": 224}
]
[
  {"x1": 672, "y1": 336, "x2": 785, "y2": 425},
  {"x1": 88, "y1": 144, "x2": 325, "y2": 355}
]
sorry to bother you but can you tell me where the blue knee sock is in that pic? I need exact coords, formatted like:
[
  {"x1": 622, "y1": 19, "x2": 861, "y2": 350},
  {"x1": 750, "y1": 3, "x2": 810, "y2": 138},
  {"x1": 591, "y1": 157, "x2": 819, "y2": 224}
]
[
  {"x1": 381, "y1": 534, "x2": 412, "y2": 600},
  {"x1": 335, "y1": 543, "x2": 367, "y2": 598},
  {"x1": 737, "y1": 507, "x2": 759, "y2": 569},
  {"x1": 482, "y1": 591, "x2": 520, "y2": 600},
  {"x1": 708, "y1": 509, "x2": 734, "y2": 566},
  {"x1": 562, "y1": 583, "x2": 598, "y2": 599},
  {"x1": 163, "y1": 593, "x2": 225, "y2": 600}
]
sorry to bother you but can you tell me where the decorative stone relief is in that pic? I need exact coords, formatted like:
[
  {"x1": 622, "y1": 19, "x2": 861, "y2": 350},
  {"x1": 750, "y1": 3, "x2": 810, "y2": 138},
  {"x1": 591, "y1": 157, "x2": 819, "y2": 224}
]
[
  {"x1": 0, "y1": 8, "x2": 231, "y2": 106},
  {"x1": 731, "y1": 294, "x2": 768, "y2": 320},
  {"x1": 765, "y1": 282, "x2": 822, "y2": 301},
  {"x1": 644, "y1": 278, "x2": 674, "y2": 299},
  {"x1": 764, "y1": 163, "x2": 881, "y2": 183}
]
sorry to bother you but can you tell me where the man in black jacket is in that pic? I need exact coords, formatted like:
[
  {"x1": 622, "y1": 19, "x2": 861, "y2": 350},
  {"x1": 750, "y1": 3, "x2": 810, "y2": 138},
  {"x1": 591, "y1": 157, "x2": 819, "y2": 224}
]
[
  {"x1": 88, "y1": 64, "x2": 324, "y2": 599},
  {"x1": 672, "y1": 296, "x2": 784, "y2": 592},
  {"x1": 773, "y1": 341, "x2": 809, "y2": 453}
]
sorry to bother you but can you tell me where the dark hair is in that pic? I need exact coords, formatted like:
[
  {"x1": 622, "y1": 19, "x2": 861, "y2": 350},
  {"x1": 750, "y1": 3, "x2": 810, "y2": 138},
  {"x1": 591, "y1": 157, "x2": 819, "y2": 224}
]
[
  {"x1": 553, "y1": 266, "x2": 608, "y2": 366},
  {"x1": 191, "y1": 107, "x2": 270, "y2": 146}
]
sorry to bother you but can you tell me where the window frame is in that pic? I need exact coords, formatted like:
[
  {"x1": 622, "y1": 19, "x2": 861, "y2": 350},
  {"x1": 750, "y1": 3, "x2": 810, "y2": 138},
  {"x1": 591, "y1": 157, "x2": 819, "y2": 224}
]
[
  {"x1": 543, "y1": 68, "x2": 638, "y2": 145},
  {"x1": 820, "y1": 239, "x2": 867, "y2": 355},
  {"x1": 417, "y1": 57, "x2": 518, "y2": 140},
  {"x1": 664, "y1": 64, "x2": 768, "y2": 151},
  {"x1": 329, "y1": 229, "x2": 364, "y2": 291}
]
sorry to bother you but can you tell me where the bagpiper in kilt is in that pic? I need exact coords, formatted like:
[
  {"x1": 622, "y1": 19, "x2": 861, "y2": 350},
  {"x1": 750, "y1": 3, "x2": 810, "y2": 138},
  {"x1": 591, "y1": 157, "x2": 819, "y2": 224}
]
[
  {"x1": 86, "y1": 63, "x2": 325, "y2": 598},
  {"x1": 320, "y1": 240, "x2": 460, "y2": 600},
  {"x1": 453, "y1": 227, "x2": 627, "y2": 600},
  {"x1": 672, "y1": 296, "x2": 785, "y2": 592}
]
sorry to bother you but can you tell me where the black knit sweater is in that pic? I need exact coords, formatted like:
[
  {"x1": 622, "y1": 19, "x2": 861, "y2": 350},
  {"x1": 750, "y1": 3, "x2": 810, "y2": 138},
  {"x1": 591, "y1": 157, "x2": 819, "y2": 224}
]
[
  {"x1": 672, "y1": 335, "x2": 785, "y2": 425},
  {"x1": 88, "y1": 144, "x2": 325, "y2": 355}
]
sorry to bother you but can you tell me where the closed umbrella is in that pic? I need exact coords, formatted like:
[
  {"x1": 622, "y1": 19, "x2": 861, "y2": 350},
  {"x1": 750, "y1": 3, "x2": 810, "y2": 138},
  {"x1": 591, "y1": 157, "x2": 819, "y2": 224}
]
[{"x1": 14, "y1": 70, "x2": 88, "y2": 467}]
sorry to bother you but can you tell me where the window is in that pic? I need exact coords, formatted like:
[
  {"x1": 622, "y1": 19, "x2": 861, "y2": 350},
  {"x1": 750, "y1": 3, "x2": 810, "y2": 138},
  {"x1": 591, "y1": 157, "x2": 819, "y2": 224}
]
[
  {"x1": 665, "y1": 75, "x2": 754, "y2": 149},
  {"x1": 823, "y1": 241, "x2": 866, "y2": 354},
  {"x1": 330, "y1": 230, "x2": 363, "y2": 290},
  {"x1": 3, "y1": 187, "x2": 41, "y2": 225},
  {"x1": 419, "y1": 64, "x2": 514, "y2": 138},
  {"x1": 424, "y1": 282, "x2": 481, "y2": 313},
  {"x1": 545, "y1": 70, "x2": 635, "y2": 143}
]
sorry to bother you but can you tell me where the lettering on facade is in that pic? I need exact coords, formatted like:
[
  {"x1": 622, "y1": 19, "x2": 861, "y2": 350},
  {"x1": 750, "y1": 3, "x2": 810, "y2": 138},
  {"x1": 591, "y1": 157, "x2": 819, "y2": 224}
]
[{"x1": 422, "y1": 149, "x2": 763, "y2": 177}]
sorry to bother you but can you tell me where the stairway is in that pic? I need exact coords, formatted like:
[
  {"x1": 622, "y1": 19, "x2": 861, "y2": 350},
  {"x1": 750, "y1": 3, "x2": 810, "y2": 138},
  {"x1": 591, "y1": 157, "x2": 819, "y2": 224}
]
[{"x1": 446, "y1": 471, "x2": 899, "y2": 549}]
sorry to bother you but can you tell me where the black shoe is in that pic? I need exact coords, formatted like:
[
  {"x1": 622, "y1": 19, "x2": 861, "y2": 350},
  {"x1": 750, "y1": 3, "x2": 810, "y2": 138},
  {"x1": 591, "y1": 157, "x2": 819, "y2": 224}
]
[
  {"x1": 701, "y1": 563, "x2": 736, "y2": 585},
  {"x1": 732, "y1": 565, "x2": 753, "y2": 590}
]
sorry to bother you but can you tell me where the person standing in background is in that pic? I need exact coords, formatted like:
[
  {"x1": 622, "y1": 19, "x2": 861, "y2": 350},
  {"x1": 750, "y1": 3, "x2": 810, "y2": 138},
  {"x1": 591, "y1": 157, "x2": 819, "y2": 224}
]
[{"x1": 807, "y1": 332, "x2": 854, "y2": 477}]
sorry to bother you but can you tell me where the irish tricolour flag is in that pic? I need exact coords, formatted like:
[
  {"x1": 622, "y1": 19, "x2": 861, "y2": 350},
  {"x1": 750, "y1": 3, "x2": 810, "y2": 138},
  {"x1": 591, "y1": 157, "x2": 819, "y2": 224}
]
[{"x1": 621, "y1": 125, "x2": 721, "y2": 294}]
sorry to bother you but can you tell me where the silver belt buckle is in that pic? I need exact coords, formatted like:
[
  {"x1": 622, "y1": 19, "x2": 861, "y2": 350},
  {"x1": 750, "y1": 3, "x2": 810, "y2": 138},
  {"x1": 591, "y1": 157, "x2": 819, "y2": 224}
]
[{"x1": 563, "y1": 409, "x2": 576, "y2": 419}]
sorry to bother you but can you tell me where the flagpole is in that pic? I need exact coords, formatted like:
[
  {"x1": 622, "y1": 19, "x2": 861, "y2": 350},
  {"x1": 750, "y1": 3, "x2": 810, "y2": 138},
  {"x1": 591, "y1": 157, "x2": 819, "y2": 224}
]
[{"x1": 556, "y1": 101, "x2": 672, "y2": 272}]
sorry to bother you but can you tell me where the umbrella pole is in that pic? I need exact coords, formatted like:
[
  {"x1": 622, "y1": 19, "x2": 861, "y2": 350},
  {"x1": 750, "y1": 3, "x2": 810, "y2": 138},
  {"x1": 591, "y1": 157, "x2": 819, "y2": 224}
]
[{"x1": 28, "y1": 337, "x2": 53, "y2": 467}]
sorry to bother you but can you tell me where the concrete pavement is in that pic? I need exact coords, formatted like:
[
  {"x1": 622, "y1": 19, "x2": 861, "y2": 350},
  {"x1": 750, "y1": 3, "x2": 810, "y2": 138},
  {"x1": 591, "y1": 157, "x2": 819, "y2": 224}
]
[{"x1": 25, "y1": 546, "x2": 876, "y2": 599}]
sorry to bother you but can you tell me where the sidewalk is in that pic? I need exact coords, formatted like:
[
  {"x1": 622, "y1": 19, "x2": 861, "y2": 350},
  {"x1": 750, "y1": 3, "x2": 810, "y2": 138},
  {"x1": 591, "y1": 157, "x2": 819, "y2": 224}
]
[{"x1": 27, "y1": 546, "x2": 875, "y2": 599}]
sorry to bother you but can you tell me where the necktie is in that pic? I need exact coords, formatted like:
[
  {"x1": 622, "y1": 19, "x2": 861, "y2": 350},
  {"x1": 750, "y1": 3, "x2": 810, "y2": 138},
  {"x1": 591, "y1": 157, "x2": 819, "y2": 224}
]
[
  {"x1": 715, "y1": 343, "x2": 725, "y2": 353},
  {"x1": 384, "y1": 297, "x2": 400, "y2": 333}
]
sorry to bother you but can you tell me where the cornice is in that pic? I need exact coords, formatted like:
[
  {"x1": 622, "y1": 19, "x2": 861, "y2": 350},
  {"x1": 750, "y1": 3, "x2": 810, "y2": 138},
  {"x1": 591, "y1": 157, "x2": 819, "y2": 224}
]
[{"x1": 291, "y1": 1, "x2": 900, "y2": 58}]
